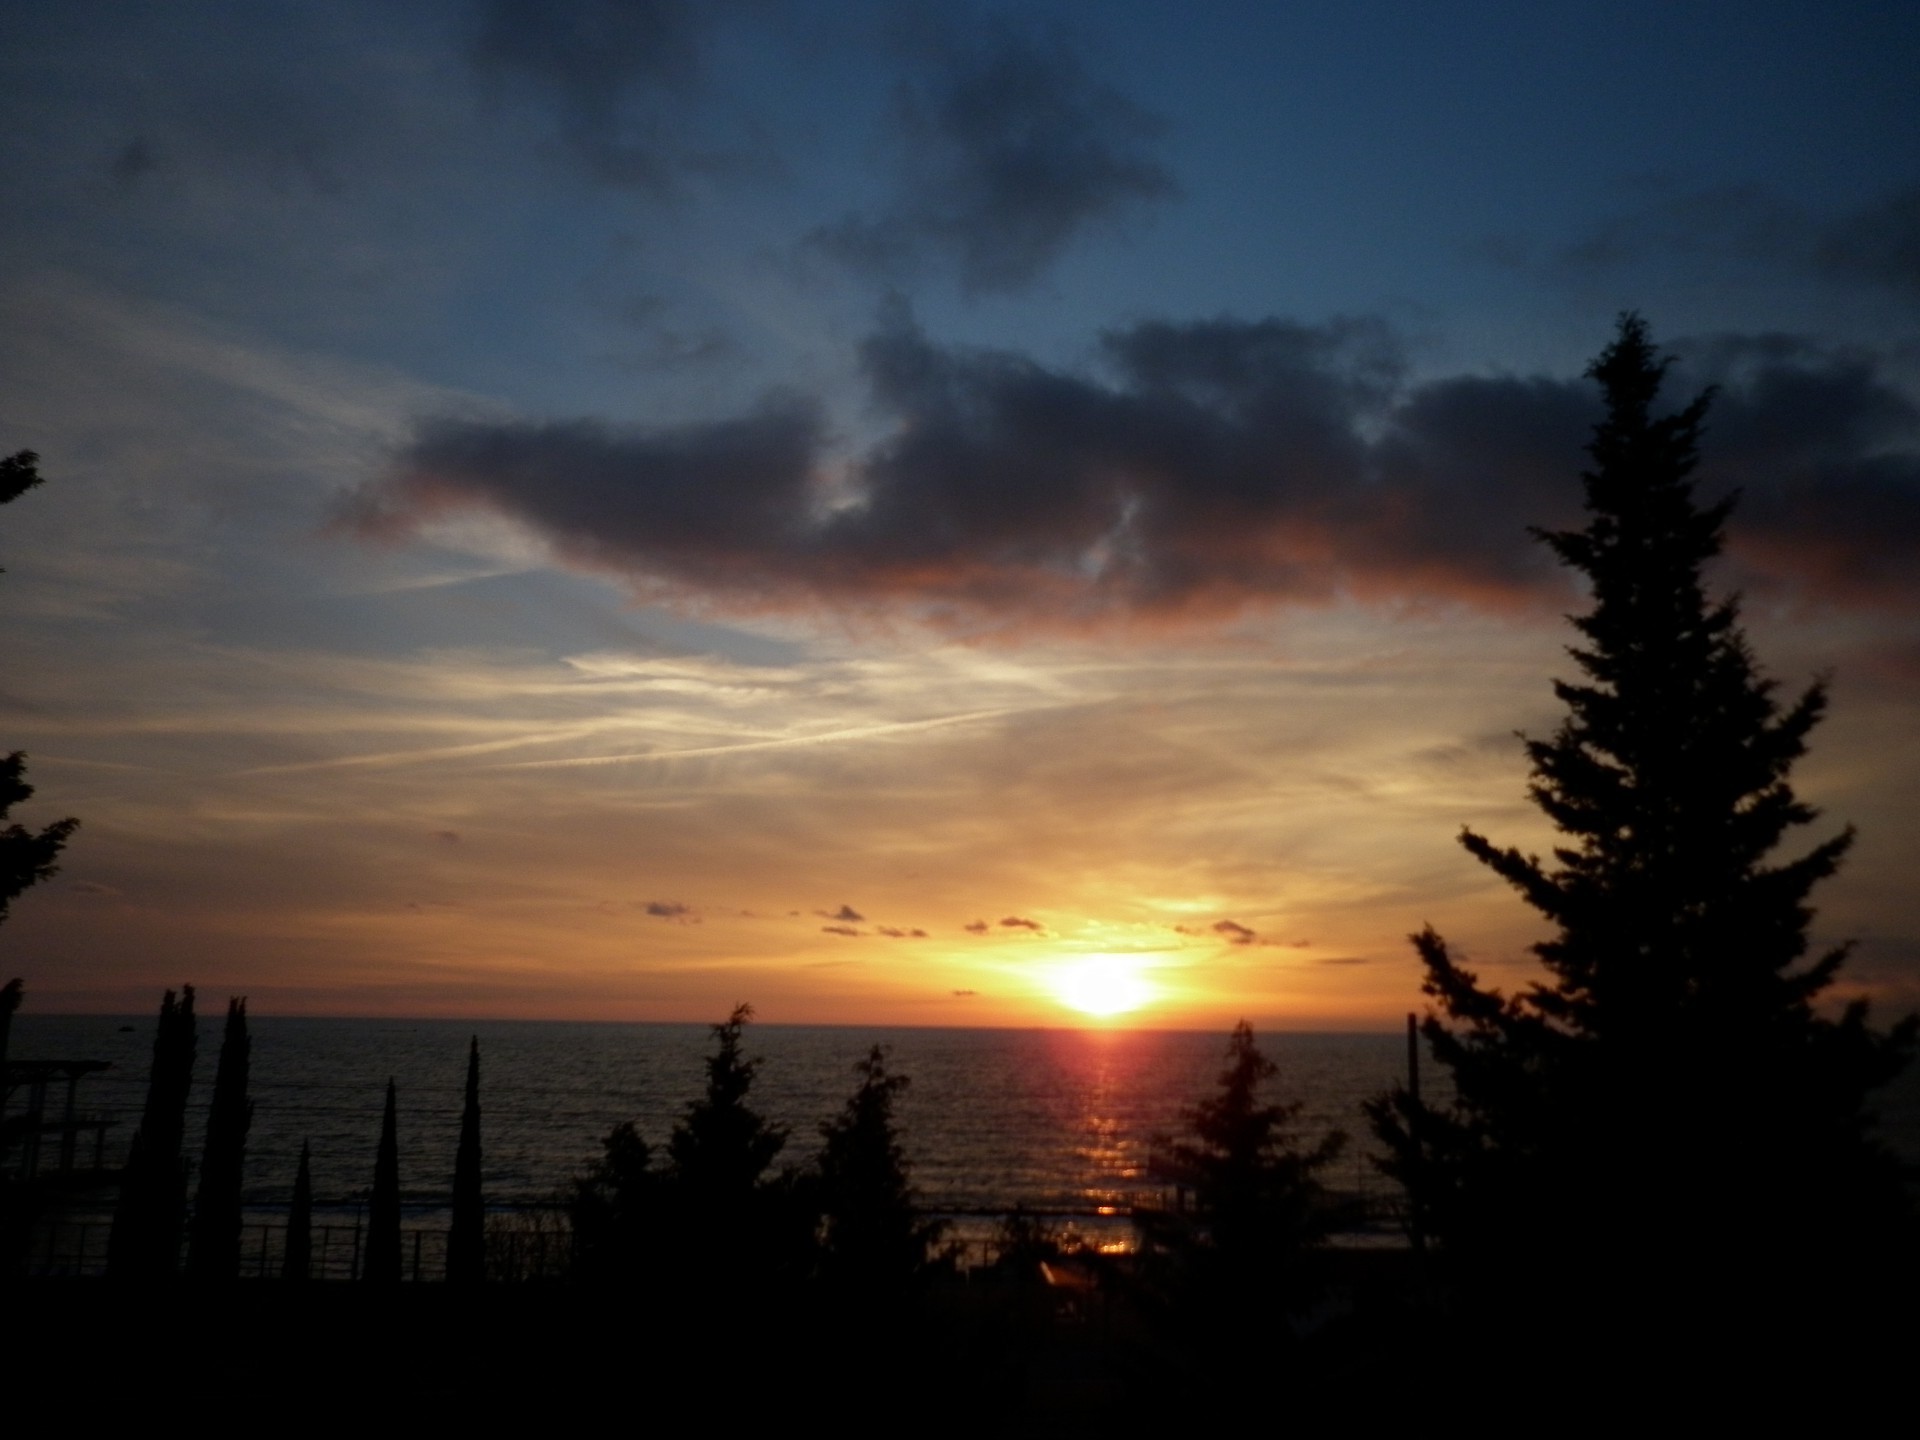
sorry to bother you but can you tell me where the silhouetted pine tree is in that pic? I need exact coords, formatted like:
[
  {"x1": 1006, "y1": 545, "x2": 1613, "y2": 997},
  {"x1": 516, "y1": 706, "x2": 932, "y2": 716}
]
[
  {"x1": 816, "y1": 1045, "x2": 944, "y2": 1292},
  {"x1": 669, "y1": 1005, "x2": 788, "y2": 1202},
  {"x1": 1142, "y1": 1022, "x2": 1345, "y2": 1313},
  {"x1": 1368, "y1": 316, "x2": 1917, "y2": 1320},
  {"x1": 364, "y1": 1079, "x2": 402, "y2": 1283},
  {"x1": 283, "y1": 1140, "x2": 312, "y2": 1282},
  {"x1": 187, "y1": 997, "x2": 253, "y2": 1280},
  {"x1": 664, "y1": 1004, "x2": 813, "y2": 1284},
  {"x1": 107, "y1": 986, "x2": 197, "y2": 1279},
  {"x1": 446, "y1": 1036, "x2": 485, "y2": 1284}
]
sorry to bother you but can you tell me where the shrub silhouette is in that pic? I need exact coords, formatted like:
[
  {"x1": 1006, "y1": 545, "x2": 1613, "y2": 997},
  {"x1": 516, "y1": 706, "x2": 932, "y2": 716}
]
[{"x1": 572, "y1": 1004, "x2": 815, "y2": 1288}]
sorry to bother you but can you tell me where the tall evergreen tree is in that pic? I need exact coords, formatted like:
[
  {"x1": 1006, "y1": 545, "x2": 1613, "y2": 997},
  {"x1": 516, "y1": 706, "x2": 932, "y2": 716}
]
[
  {"x1": 664, "y1": 1004, "x2": 813, "y2": 1283},
  {"x1": 816, "y1": 1045, "x2": 944, "y2": 1292},
  {"x1": 284, "y1": 1140, "x2": 313, "y2": 1282},
  {"x1": 364, "y1": 1079, "x2": 402, "y2": 1283},
  {"x1": 446, "y1": 1036, "x2": 485, "y2": 1284},
  {"x1": 1142, "y1": 1022, "x2": 1345, "y2": 1309},
  {"x1": 668, "y1": 1004, "x2": 787, "y2": 1202},
  {"x1": 187, "y1": 997, "x2": 253, "y2": 1280},
  {"x1": 1368, "y1": 316, "x2": 1916, "y2": 1316},
  {"x1": 107, "y1": 987, "x2": 197, "y2": 1279}
]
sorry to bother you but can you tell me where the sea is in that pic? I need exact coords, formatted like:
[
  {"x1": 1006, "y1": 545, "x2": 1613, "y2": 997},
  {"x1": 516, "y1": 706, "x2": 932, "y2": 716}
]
[{"x1": 10, "y1": 1014, "x2": 1919, "y2": 1274}]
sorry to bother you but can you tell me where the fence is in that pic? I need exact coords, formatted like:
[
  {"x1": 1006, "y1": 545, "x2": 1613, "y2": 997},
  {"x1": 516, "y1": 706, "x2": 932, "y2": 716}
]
[
  {"x1": 22, "y1": 1189, "x2": 1408, "y2": 1281},
  {"x1": 22, "y1": 1203, "x2": 569, "y2": 1283}
]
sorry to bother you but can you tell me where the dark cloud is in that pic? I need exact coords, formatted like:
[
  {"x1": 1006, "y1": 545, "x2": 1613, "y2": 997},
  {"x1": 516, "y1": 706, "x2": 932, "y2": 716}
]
[
  {"x1": 951, "y1": 989, "x2": 976, "y2": 997},
  {"x1": 808, "y1": 25, "x2": 1173, "y2": 293},
  {"x1": 1527, "y1": 182, "x2": 1920, "y2": 303},
  {"x1": 471, "y1": 0, "x2": 757, "y2": 191},
  {"x1": 1816, "y1": 186, "x2": 1920, "y2": 298},
  {"x1": 963, "y1": 920, "x2": 989, "y2": 934},
  {"x1": 111, "y1": 137, "x2": 161, "y2": 185},
  {"x1": 1212, "y1": 919, "x2": 1257, "y2": 945},
  {"x1": 877, "y1": 926, "x2": 928, "y2": 939},
  {"x1": 354, "y1": 310, "x2": 1920, "y2": 623},
  {"x1": 818, "y1": 903, "x2": 864, "y2": 923},
  {"x1": 434, "y1": 830, "x2": 462, "y2": 845},
  {"x1": 644, "y1": 899, "x2": 694, "y2": 919},
  {"x1": 1669, "y1": 336, "x2": 1920, "y2": 604},
  {"x1": 998, "y1": 916, "x2": 1043, "y2": 931},
  {"x1": 821, "y1": 924, "x2": 863, "y2": 937}
]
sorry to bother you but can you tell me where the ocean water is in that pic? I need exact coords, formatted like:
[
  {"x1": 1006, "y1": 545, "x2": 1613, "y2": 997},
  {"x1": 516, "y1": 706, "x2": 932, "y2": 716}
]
[
  {"x1": 13, "y1": 1012, "x2": 1919, "y2": 1274},
  {"x1": 7, "y1": 1016, "x2": 1402, "y2": 1220}
]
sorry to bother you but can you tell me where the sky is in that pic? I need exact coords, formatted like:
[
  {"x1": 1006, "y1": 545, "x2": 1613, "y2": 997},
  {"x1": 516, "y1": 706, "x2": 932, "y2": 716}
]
[{"x1": 2, "y1": 1, "x2": 1917, "y2": 1029}]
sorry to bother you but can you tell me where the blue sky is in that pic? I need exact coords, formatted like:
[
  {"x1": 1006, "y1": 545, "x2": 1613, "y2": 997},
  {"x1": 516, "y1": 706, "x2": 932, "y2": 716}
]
[{"x1": 2, "y1": 1, "x2": 1917, "y2": 1025}]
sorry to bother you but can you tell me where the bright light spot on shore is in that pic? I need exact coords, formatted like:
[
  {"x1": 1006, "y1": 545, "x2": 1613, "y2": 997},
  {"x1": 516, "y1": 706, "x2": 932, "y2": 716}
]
[{"x1": 1053, "y1": 954, "x2": 1155, "y2": 1018}]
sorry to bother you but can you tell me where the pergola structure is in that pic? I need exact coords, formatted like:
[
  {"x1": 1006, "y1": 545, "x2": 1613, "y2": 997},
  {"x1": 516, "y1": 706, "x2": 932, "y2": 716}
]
[{"x1": 2, "y1": 1058, "x2": 115, "y2": 1180}]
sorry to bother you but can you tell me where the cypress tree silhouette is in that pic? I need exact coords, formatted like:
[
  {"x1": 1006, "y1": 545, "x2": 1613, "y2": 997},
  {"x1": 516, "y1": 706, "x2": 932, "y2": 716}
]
[
  {"x1": 284, "y1": 1140, "x2": 313, "y2": 1282},
  {"x1": 816, "y1": 1044, "x2": 944, "y2": 1292},
  {"x1": 365, "y1": 1079, "x2": 402, "y2": 1283},
  {"x1": 447, "y1": 1036, "x2": 485, "y2": 1284},
  {"x1": 108, "y1": 987, "x2": 197, "y2": 1279},
  {"x1": 187, "y1": 997, "x2": 253, "y2": 1280},
  {"x1": 1368, "y1": 316, "x2": 1917, "y2": 1320}
]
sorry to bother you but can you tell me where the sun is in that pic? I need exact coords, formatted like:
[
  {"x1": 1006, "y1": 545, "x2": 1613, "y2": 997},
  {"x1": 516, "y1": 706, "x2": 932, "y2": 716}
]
[{"x1": 1051, "y1": 954, "x2": 1155, "y2": 1019}]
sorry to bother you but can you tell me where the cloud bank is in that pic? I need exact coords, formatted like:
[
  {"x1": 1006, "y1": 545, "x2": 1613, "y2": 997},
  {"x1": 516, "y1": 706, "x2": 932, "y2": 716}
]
[{"x1": 347, "y1": 311, "x2": 1920, "y2": 626}]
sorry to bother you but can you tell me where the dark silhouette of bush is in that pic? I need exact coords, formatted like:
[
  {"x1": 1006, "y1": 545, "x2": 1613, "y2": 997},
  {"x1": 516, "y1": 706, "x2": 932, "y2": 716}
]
[
  {"x1": 108, "y1": 987, "x2": 197, "y2": 1279},
  {"x1": 284, "y1": 1140, "x2": 312, "y2": 1281},
  {"x1": 447, "y1": 1036, "x2": 485, "y2": 1284},
  {"x1": 816, "y1": 1044, "x2": 945, "y2": 1292},
  {"x1": 570, "y1": 1004, "x2": 816, "y2": 1289},
  {"x1": 3, "y1": 453, "x2": 79, "y2": 925},
  {"x1": 365, "y1": 1078, "x2": 402, "y2": 1283},
  {"x1": 187, "y1": 997, "x2": 252, "y2": 1280},
  {"x1": 569, "y1": 1119, "x2": 658, "y2": 1284},
  {"x1": 1368, "y1": 315, "x2": 1917, "y2": 1330}
]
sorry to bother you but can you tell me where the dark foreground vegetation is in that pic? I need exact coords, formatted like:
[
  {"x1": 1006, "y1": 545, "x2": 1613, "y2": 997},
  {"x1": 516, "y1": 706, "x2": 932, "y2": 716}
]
[{"x1": 5, "y1": 321, "x2": 1918, "y2": 1423}]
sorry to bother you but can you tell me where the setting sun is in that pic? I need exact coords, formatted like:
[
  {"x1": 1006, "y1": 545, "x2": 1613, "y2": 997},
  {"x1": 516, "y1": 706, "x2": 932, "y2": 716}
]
[{"x1": 1051, "y1": 955, "x2": 1156, "y2": 1019}]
